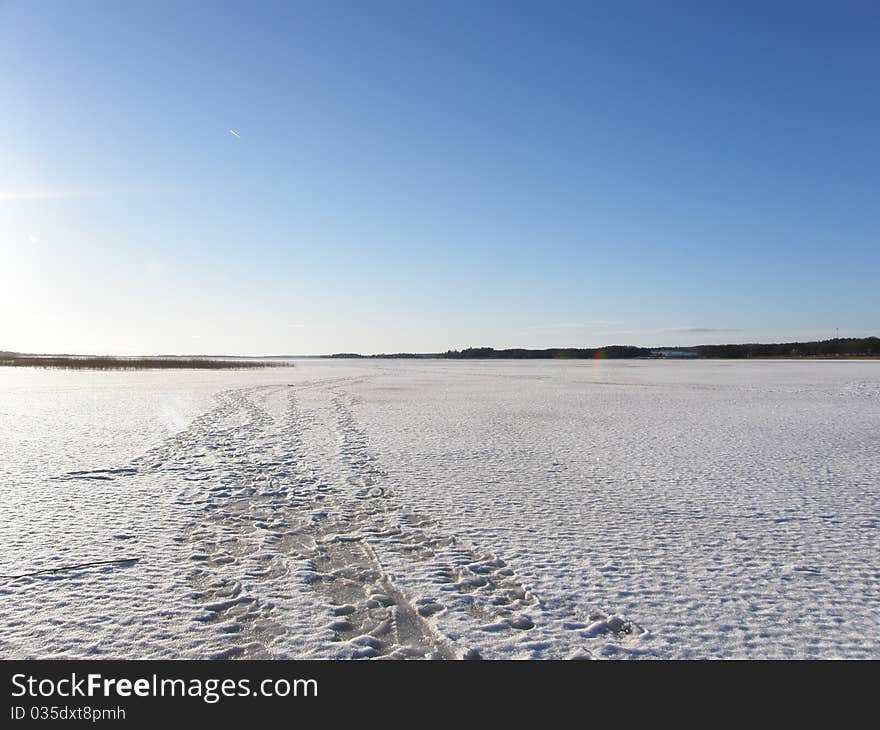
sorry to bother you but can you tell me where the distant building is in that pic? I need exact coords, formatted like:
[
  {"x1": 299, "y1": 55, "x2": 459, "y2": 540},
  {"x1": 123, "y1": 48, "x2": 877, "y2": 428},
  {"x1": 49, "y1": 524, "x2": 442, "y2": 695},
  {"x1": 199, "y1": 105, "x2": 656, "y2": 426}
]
[{"x1": 650, "y1": 350, "x2": 699, "y2": 358}]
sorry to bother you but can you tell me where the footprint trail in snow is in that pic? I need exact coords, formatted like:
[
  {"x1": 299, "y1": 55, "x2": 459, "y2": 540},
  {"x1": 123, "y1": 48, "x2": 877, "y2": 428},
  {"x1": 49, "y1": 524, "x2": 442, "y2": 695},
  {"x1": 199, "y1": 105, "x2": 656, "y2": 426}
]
[{"x1": 47, "y1": 379, "x2": 645, "y2": 659}]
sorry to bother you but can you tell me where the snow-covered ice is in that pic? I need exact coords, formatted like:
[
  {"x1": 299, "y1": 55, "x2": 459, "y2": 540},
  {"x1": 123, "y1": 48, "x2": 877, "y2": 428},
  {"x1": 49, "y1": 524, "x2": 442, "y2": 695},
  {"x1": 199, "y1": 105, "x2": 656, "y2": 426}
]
[{"x1": 0, "y1": 359, "x2": 877, "y2": 659}]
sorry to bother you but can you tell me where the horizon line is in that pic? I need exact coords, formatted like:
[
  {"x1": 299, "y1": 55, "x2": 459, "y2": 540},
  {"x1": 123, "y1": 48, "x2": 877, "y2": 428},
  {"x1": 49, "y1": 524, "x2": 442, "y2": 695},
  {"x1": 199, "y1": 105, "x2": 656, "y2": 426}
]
[{"x1": 2, "y1": 335, "x2": 877, "y2": 360}]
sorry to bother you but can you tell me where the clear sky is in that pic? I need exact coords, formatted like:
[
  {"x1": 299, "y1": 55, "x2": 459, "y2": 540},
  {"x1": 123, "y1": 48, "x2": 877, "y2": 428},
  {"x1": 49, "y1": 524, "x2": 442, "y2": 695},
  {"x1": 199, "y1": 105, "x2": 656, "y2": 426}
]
[{"x1": 1, "y1": 1, "x2": 878, "y2": 355}]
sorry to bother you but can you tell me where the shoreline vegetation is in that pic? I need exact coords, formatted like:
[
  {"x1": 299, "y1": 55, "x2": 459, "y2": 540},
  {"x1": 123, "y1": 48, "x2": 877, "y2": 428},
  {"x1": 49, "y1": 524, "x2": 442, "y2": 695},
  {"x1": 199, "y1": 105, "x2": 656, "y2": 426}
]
[
  {"x1": 0, "y1": 355, "x2": 285, "y2": 370},
  {"x1": 330, "y1": 337, "x2": 880, "y2": 360}
]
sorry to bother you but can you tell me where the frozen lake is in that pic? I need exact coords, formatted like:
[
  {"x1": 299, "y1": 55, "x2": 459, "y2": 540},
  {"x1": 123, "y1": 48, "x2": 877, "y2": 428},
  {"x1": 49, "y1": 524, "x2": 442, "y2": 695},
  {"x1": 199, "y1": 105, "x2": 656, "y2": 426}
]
[{"x1": 0, "y1": 359, "x2": 877, "y2": 659}]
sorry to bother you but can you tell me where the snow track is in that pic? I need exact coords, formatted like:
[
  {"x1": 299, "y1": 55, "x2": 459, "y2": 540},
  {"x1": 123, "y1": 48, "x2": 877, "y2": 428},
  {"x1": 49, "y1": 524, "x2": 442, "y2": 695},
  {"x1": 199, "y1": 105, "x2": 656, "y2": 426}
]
[
  {"x1": 151, "y1": 380, "x2": 601, "y2": 659},
  {"x1": 8, "y1": 377, "x2": 616, "y2": 659}
]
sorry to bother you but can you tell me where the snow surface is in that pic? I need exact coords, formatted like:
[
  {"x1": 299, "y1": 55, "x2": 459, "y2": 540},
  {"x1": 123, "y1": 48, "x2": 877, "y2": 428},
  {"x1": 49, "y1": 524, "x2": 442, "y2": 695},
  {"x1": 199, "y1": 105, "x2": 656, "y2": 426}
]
[{"x1": 0, "y1": 359, "x2": 877, "y2": 659}]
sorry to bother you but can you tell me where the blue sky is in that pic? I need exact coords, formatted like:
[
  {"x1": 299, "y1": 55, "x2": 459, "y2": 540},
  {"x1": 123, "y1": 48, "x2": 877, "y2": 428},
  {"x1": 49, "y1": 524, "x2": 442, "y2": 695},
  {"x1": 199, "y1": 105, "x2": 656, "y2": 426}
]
[{"x1": 1, "y1": 1, "x2": 878, "y2": 355}]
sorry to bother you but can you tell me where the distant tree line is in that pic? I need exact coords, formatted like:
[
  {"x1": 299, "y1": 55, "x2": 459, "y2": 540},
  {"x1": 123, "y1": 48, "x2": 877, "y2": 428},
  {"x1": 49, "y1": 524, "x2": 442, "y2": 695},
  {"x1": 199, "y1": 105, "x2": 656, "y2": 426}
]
[
  {"x1": 688, "y1": 337, "x2": 879, "y2": 359},
  {"x1": 329, "y1": 337, "x2": 880, "y2": 360},
  {"x1": 442, "y1": 338, "x2": 880, "y2": 359}
]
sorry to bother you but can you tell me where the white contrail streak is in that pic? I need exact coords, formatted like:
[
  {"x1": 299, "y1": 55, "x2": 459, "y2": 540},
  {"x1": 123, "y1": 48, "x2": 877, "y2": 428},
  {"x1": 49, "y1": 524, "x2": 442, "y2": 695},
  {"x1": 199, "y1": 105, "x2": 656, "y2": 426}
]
[{"x1": 229, "y1": 129, "x2": 241, "y2": 138}]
